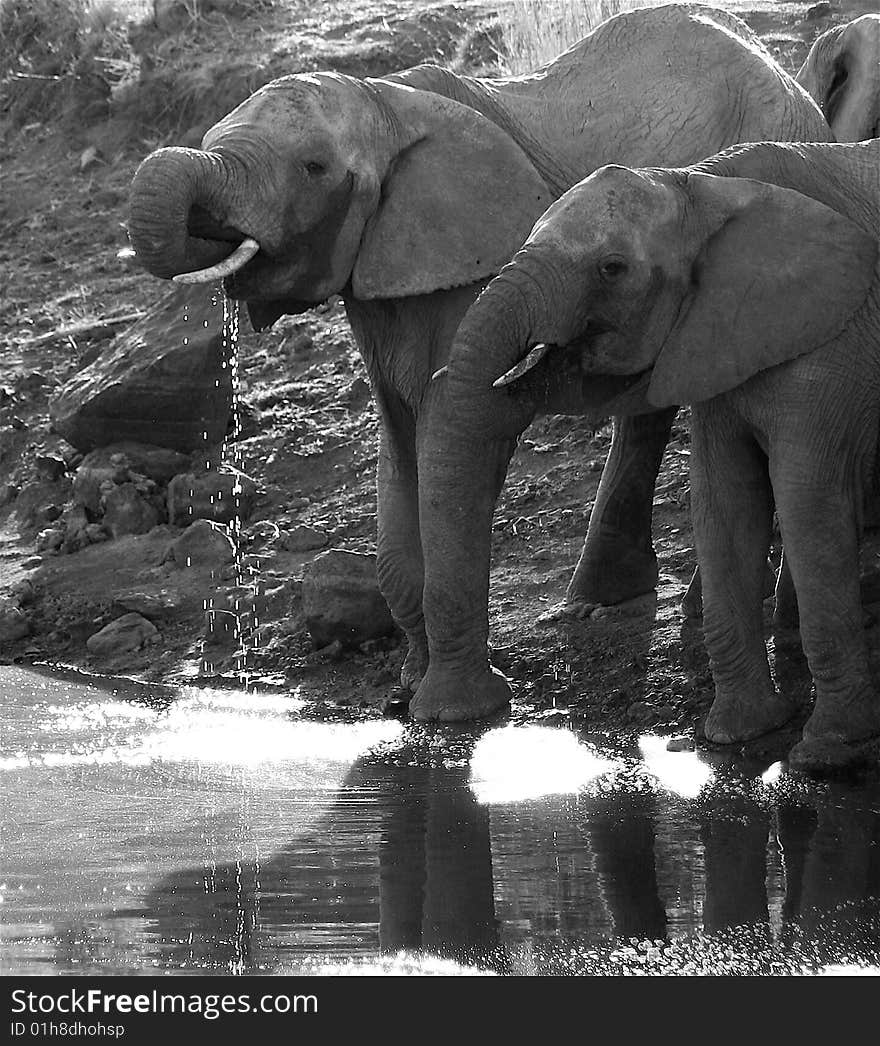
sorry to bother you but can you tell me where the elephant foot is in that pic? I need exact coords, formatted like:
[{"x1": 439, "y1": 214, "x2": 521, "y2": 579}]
[
  {"x1": 704, "y1": 689, "x2": 800, "y2": 745},
  {"x1": 400, "y1": 630, "x2": 428, "y2": 692},
  {"x1": 567, "y1": 543, "x2": 658, "y2": 607},
  {"x1": 790, "y1": 688, "x2": 880, "y2": 772},
  {"x1": 409, "y1": 665, "x2": 512, "y2": 723}
]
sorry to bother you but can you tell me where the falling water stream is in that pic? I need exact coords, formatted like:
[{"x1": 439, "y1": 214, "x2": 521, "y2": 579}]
[{"x1": 2, "y1": 663, "x2": 879, "y2": 976}]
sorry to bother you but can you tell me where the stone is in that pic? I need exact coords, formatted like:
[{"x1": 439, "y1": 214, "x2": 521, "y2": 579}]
[
  {"x1": 167, "y1": 469, "x2": 258, "y2": 526},
  {"x1": 112, "y1": 590, "x2": 183, "y2": 620},
  {"x1": 35, "y1": 527, "x2": 64, "y2": 552},
  {"x1": 86, "y1": 613, "x2": 159, "y2": 656},
  {"x1": 35, "y1": 454, "x2": 66, "y2": 481},
  {"x1": 60, "y1": 504, "x2": 90, "y2": 553},
  {"x1": 302, "y1": 549, "x2": 395, "y2": 649},
  {"x1": 0, "y1": 599, "x2": 30, "y2": 643},
  {"x1": 281, "y1": 524, "x2": 330, "y2": 553},
  {"x1": 78, "y1": 443, "x2": 191, "y2": 485},
  {"x1": 168, "y1": 518, "x2": 236, "y2": 570},
  {"x1": 204, "y1": 608, "x2": 239, "y2": 645},
  {"x1": 48, "y1": 284, "x2": 233, "y2": 453},
  {"x1": 102, "y1": 483, "x2": 160, "y2": 538}
]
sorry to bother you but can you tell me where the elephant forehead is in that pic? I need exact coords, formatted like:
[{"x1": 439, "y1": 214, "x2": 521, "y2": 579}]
[
  {"x1": 204, "y1": 74, "x2": 364, "y2": 145},
  {"x1": 529, "y1": 167, "x2": 679, "y2": 255}
]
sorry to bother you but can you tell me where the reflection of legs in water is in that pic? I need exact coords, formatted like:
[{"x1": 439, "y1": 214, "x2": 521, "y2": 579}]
[
  {"x1": 798, "y1": 800, "x2": 879, "y2": 922},
  {"x1": 422, "y1": 766, "x2": 503, "y2": 970},
  {"x1": 701, "y1": 811, "x2": 770, "y2": 934},
  {"x1": 379, "y1": 788, "x2": 426, "y2": 954},
  {"x1": 590, "y1": 808, "x2": 668, "y2": 943},
  {"x1": 378, "y1": 760, "x2": 504, "y2": 971},
  {"x1": 776, "y1": 803, "x2": 818, "y2": 925}
]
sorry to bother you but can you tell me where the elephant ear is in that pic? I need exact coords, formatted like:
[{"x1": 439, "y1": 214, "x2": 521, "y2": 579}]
[
  {"x1": 647, "y1": 172, "x2": 877, "y2": 408},
  {"x1": 352, "y1": 87, "x2": 552, "y2": 299}
]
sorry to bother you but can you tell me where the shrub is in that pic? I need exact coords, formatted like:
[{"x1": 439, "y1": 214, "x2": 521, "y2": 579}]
[{"x1": 496, "y1": 0, "x2": 662, "y2": 74}]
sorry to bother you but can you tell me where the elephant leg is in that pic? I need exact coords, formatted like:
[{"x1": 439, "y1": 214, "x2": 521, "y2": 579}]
[
  {"x1": 772, "y1": 474, "x2": 880, "y2": 771},
  {"x1": 375, "y1": 416, "x2": 428, "y2": 692},
  {"x1": 412, "y1": 424, "x2": 518, "y2": 723},
  {"x1": 567, "y1": 408, "x2": 677, "y2": 607},
  {"x1": 692, "y1": 408, "x2": 799, "y2": 744}
]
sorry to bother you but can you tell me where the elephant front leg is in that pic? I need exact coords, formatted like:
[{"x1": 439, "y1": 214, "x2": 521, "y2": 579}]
[
  {"x1": 412, "y1": 428, "x2": 517, "y2": 722},
  {"x1": 773, "y1": 477, "x2": 880, "y2": 772},
  {"x1": 567, "y1": 408, "x2": 677, "y2": 608},
  {"x1": 376, "y1": 431, "x2": 428, "y2": 693},
  {"x1": 692, "y1": 410, "x2": 799, "y2": 744}
]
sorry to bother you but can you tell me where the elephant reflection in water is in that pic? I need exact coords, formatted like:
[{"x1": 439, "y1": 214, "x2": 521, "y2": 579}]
[{"x1": 131, "y1": 738, "x2": 880, "y2": 973}]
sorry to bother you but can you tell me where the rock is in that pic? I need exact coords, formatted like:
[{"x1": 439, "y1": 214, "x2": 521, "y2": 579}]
[
  {"x1": 0, "y1": 599, "x2": 30, "y2": 643},
  {"x1": 84, "y1": 524, "x2": 108, "y2": 544},
  {"x1": 806, "y1": 2, "x2": 831, "y2": 20},
  {"x1": 78, "y1": 443, "x2": 191, "y2": 485},
  {"x1": 167, "y1": 469, "x2": 258, "y2": 526},
  {"x1": 302, "y1": 549, "x2": 395, "y2": 649},
  {"x1": 60, "y1": 504, "x2": 90, "y2": 553},
  {"x1": 204, "y1": 608, "x2": 240, "y2": 645},
  {"x1": 102, "y1": 483, "x2": 160, "y2": 538},
  {"x1": 35, "y1": 453, "x2": 66, "y2": 481},
  {"x1": 168, "y1": 518, "x2": 236, "y2": 570},
  {"x1": 35, "y1": 527, "x2": 64, "y2": 552},
  {"x1": 112, "y1": 589, "x2": 183, "y2": 619},
  {"x1": 48, "y1": 284, "x2": 233, "y2": 453},
  {"x1": 86, "y1": 613, "x2": 159, "y2": 656},
  {"x1": 281, "y1": 524, "x2": 330, "y2": 553}
]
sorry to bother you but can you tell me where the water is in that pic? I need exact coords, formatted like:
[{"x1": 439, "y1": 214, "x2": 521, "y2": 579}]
[{"x1": 2, "y1": 664, "x2": 879, "y2": 976}]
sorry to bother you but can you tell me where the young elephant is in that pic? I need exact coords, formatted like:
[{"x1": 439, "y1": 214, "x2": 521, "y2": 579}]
[
  {"x1": 432, "y1": 139, "x2": 879, "y2": 772},
  {"x1": 796, "y1": 14, "x2": 879, "y2": 141}
]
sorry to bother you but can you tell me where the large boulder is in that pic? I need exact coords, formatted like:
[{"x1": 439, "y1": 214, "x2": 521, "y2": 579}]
[
  {"x1": 86, "y1": 613, "x2": 159, "y2": 656},
  {"x1": 302, "y1": 549, "x2": 395, "y2": 649},
  {"x1": 49, "y1": 285, "x2": 233, "y2": 453}
]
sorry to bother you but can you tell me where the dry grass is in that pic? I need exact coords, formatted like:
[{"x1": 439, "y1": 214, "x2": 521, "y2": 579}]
[{"x1": 496, "y1": 0, "x2": 665, "y2": 74}]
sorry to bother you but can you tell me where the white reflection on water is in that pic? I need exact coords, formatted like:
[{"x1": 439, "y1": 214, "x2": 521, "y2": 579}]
[
  {"x1": 469, "y1": 725, "x2": 615, "y2": 804},
  {"x1": 2, "y1": 686, "x2": 403, "y2": 777},
  {"x1": 638, "y1": 734, "x2": 714, "y2": 799}
]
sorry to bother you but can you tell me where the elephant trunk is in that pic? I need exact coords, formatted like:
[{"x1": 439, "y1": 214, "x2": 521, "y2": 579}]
[
  {"x1": 414, "y1": 257, "x2": 552, "y2": 688},
  {"x1": 128, "y1": 147, "x2": 249, "y2": 280},
  {"x1": 444, "y1": 250, "x2": 559, "y2": 438}
]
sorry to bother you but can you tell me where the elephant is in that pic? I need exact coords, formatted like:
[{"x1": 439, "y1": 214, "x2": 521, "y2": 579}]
[
  {"x1": 126, "y1": 4, "x2": 833, "y2": 721},
  {"x1": 796, "y1": 14, "x2": 880, "y2": 142},
  {"x1": 431, "y1": 138, "x2": 879, "y2": 772}
]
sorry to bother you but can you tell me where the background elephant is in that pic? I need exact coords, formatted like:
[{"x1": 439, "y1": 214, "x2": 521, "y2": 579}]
[
  {"x1": 127, "y1": 5, "x2": 832, "y2": 721},
  {"x1": 796, "y1": 13, "x2": 880, "y2": 141},
  {"x1": 433, "y1": 139, "x2": 878, "y2": 771}
]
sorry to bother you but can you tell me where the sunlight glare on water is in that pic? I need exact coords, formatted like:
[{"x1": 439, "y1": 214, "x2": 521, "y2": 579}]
[
  {"x1": 637, "y1": 733, "x2": 714, "y2": 799},
  {"x1": 469, "y1": 725, "x2": 615, "y2": 803}
]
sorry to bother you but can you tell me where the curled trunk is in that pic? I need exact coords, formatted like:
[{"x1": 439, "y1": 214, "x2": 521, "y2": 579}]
[{"x1": 128, "y1": 147, "x2": 244, "y2": 280}]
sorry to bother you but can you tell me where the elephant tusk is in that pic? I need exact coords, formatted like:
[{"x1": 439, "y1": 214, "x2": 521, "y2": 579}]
[
  {"x1": 431, "y1": 365, "x2": 449, "y2": 381},
  {"x1": 492, "y1": 343, "x2": 552, "y2": 387},
  {"x1": 172, "y1": 237, "x2": 261, "y2": 284}
]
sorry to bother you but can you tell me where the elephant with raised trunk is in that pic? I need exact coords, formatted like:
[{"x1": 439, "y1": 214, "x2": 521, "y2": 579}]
[
  {"x1": 432, "y1": 139, "x2": 879, "y2": 771},
  {"x1": 127, "y1": 5, "x2": 832, "y2": 721},
  {"x1": 796, "y1": 14, "x2": 879, "y2": 142}
]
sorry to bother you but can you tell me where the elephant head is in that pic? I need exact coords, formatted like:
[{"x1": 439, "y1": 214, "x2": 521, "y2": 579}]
[
  {"x1": 127, "y1": 73, "x2": 551, "y2": 330},
  {"x1": 796, "y1": 14, "x2": 880, "y2": 141},
  {"x1": 446, "y1": 156, "x2": 876, "y2": 415}
]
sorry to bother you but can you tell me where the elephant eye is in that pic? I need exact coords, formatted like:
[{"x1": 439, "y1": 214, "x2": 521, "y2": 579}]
[
  {"x1": 305, "y1": 160, "x2": 327, "y2": 177},
  {"x1": 598, "y1": 256, "x2": 628, "y2": 281}
]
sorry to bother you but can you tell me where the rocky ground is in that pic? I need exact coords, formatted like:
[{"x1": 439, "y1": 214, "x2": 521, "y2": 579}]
[{"x1": 1, "y1": 0, "x2": 878, "y2": 758}]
